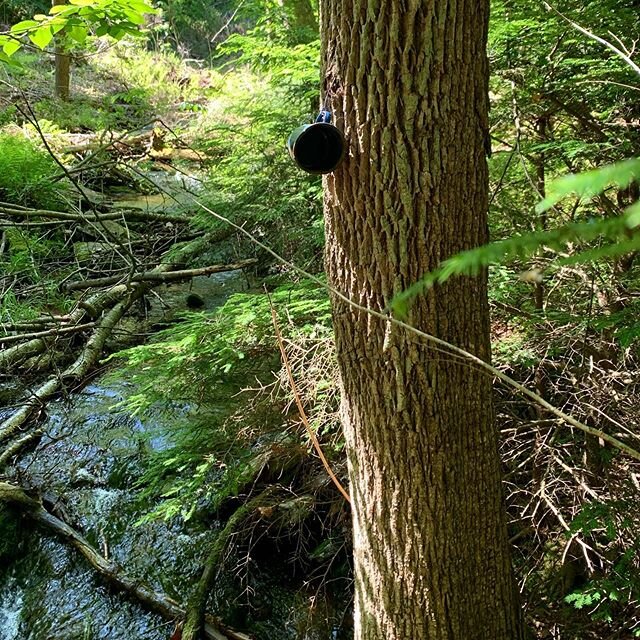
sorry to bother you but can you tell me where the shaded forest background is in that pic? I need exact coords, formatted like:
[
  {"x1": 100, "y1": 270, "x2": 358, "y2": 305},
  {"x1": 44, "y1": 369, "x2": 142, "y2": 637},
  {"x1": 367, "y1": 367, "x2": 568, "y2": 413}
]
[{"x1": 0, "y1": 0, "x2": 639, "y2": 638}]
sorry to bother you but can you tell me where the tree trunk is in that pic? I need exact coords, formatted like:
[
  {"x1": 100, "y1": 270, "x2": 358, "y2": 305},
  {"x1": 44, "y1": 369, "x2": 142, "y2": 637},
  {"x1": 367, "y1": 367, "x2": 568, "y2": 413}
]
[
  {"x1": 53, "y1": 0, "x2": 70, "y2": 100},
  {"x1": 279, "y1": 0, "x2": 318, "y2": 43},
  {"x1": 533, "y1": 114, "x2": 547, "y2": 312},
  {"x1": 320, "y1": 2, "x2": 526, "y2": 639}
]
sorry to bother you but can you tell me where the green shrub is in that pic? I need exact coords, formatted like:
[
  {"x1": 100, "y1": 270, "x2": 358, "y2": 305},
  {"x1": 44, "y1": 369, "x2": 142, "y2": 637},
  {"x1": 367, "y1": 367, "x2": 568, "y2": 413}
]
[
  {"x1": 110, "y1": 281, "x2": 337, "y2": 522},
  {"x1": 0, "y1": 132, "x2": 69, "y2": 209}
]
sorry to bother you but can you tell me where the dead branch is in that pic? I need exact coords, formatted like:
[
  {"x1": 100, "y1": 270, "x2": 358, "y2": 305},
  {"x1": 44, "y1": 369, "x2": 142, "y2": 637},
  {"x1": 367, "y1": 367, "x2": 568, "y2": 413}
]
[
  {"x1": 183, "y1": 489, "x2": 275, "y2": 640},
  {"x1": 269, "y1": 298, "x2": 351, "y2": 504},
  {"x1": 0, "y1": 322, "x2": 95, "y2": 345},
  {"x1": 64, "y1": 259, "x2": 257, "y2": 291},
  {"x1": 0, "y1": 291, "x2": 142, "y2": 446},
  {"x1": 0, "y1": 337, "x2": 49, "y2": 371},
  {"x1": 0, "y1": 232, "x2": 233, "y2": 455},
  {"x1": 0, "y1": 204, "x2": 189, "y2": 225},
  {"x1": 0, "y1": 286, "x2": 129, "y2": 372},
  {"x1": 0, "y1": 219, "x2": 66, "y2": 228}
]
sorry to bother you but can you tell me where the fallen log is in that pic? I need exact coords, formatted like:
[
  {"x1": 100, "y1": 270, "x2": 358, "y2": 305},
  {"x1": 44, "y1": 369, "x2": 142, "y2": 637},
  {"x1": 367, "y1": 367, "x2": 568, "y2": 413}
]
[
  {"x1": 0, "y1": 322, "x2": 95, "y2": 345},
  {"x1": 0, "y1": 205, "x2": 189, "y2": 225},
  {"x1": 0, "y1": 287, "x2": 128, "y2": 372},
  {"x1": 0, "y1": 337, "x2": 50, "y2": 371},
  {"x1": 0, "y1": 232, "x2": 227, "y2": 447},
  {"x1": 64, "y1": 259, "x2": 257, "y2": 291},
  {"x1": 0, "y1": 481, "x2": 252, "y2": 640},
  {"x1": 0, "y1": 292, "x2": 141, "y2": 445}
]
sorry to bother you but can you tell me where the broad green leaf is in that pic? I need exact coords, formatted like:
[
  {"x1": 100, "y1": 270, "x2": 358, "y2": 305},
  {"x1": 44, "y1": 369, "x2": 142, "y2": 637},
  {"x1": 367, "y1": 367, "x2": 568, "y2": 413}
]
[
  {"x1": 124, "y1": 25, "x2": 145, "y2": 37},
  {"x1": 123, "y1": 11, "x2": 146, "y2": 25},
  {"x1": 537, "y1": 158, "x2": 640, "y2": 213},
  {"x1": 50, "y1": 4, "x2": 80, "y2": 14},
  {"x1": 95, "y1": 22, "x2": 109, "y2": 36},
  {"x1": 78, "y1": 6, "x2": 100, "y2": 15},
  {"x1": 126, "y1": 0, "x2": 157, "y2": 13},
  {"x1": 50, "y1": 21, "x2": 66, "y2": 34},
  {"x1": 29, "y1": 27, "x2": 54, "y2": 49},
  {"x1": 11, "y1": 19, "x2": 39, "y2": 33},
  {"x1": 68, "y1": 25, "x2": 88, "y2": 43},
  {"x1": 69, "y1": 0, "x2": 97, "y2": 6},
  {"x1": 2, "y1": 39, "x2": 21, "y2": 56}
]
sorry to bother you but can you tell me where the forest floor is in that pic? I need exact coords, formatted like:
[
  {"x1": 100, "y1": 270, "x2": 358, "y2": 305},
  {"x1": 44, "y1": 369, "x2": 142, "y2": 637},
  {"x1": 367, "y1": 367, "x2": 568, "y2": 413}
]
[{"x1": 0, "y1": 42, "x2": 639, "y2": 640}]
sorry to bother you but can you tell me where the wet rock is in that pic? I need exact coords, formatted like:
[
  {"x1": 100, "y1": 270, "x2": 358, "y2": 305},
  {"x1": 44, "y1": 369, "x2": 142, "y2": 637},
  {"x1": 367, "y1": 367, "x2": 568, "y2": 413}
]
[{"x1": 185, "y1": 292, "x2": 205, "y2": 309}]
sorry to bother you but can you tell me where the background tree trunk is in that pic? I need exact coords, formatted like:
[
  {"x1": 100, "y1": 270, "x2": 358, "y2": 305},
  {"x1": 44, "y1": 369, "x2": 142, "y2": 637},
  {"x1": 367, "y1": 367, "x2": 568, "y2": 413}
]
[
  {"x1": 279, "y1": 0, "x2": 317, "y2": 43},
  {"x1": 53, "y1": 0, "x2": 70, "y2": 100},
  {"x1": 321, "y1": 2, "x2": 527, "y2": 639}
]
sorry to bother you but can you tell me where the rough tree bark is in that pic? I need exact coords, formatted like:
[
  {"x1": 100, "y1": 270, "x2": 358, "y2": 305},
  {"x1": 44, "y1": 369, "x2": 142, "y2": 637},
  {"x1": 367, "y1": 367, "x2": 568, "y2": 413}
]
[
  {"x1": 321, "y1": 2, "x2": 527, "y2": 639},
  {"x1": 52, "y1": 0, "x2": 70, "y2": 100}
]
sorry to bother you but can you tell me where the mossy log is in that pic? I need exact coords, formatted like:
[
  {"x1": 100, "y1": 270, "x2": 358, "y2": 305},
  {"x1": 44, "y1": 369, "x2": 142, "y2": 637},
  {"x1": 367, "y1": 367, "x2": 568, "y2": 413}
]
[
  {"x1": 0, "y1": 286, "x2": 127, "y2": 372},
  {"x1": 0, "y1": 293, "x2": 142, "y2": 447},
  {"x1": 182, "y1": 489, "x2": 277, "y2": 640}
]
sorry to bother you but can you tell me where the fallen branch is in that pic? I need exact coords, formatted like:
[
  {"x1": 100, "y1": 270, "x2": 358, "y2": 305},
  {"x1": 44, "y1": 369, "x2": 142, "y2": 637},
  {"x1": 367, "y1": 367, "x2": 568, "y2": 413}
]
[
  {"x1": 0, "y1": 481, "x2": 251, "y2": 640},
  {"x1": 0, "y1": 337, "x2": 49, "y2": 371},
  {"x1": 0, "y1": 204, "x2": 189, "y2": 225},
  {"x1": 0, "y1": 429, "x2": 44, "y2": 467},
  {"x1": 0, "y1": 219, "x2": 66, "y2": 228},
  {"x1": 0, "y1": 322, "x2": 95, "y2": 345},
  {"x1": 0, "y1": 232, "x2": 233, "y2": 453},
  {"x1": 0, "y1": 233, "x2": 220, "y2": 372},
  {"x1": 0, "y1": 286, "x2": 128, "y2": 372},
  {"x1": 64, "y1": 259, "x2": 257, "y2": 291},
  {"x1": 0, "y1": 292, "x2": 141, "y2": 446}
]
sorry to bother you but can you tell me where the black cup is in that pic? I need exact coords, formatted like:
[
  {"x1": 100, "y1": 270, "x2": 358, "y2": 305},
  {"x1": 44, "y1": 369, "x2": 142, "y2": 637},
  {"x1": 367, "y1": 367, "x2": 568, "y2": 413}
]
[{"x1": 287, "y1": 111, "x2": 346, "y2": 175}]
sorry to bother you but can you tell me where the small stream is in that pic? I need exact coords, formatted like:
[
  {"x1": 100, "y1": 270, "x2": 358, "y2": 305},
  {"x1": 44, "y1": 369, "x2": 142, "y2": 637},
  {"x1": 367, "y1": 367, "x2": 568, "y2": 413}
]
[
  {"x1": 0, "y1": 380, "x2": 204, "y2": 640},
  {"x1": 0, "y1": 270, "x2": 350, "y2": 640}
]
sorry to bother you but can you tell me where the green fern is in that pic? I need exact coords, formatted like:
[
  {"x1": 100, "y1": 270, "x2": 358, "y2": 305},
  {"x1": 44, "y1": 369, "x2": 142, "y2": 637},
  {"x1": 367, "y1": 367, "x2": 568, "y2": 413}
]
[
  {"x1": 391, "y1": 159, "x2": 640, "y2": 315},
  {"x1": 109, "y1": 281, "x2": 334, "y2": 523}
]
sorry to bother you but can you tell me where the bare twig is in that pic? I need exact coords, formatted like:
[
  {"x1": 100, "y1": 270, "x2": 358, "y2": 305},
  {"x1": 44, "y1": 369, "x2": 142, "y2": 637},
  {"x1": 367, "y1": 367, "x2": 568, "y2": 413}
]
[{"x1": 269, "y1": 296, "x2": 351, "y2": 504}]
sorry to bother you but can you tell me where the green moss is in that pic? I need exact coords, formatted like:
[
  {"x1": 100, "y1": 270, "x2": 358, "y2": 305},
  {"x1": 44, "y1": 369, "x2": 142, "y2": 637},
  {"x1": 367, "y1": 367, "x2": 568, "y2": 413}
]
[{"x1": 0, "y1": 506, "x2": 22, "y2": 566}]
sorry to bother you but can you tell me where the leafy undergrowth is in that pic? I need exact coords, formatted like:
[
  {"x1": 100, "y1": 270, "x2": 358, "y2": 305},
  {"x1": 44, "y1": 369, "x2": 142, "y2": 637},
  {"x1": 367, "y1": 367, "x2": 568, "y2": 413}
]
[
  {"x1": 491, "y1": 274, "x2": 640, "y2": 639},
  {"x1": 0, "y1": 131, "x2": 70, "y2": 209},
  {"x1": 110, "y1": 267, "x2": 640, "y2": 639}
]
